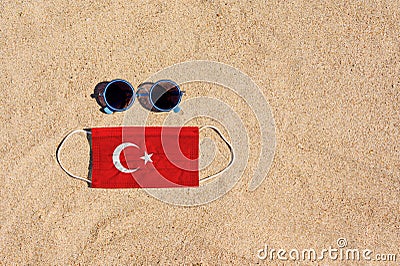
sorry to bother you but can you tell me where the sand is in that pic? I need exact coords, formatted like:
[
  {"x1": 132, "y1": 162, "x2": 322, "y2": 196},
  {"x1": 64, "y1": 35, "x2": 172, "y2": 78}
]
[{"x1": 1, "y1": 0, "x2": 399, "y2": 265}]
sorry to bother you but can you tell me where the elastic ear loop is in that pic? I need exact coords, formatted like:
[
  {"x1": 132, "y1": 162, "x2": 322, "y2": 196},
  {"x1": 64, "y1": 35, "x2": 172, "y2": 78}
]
[
  {"x1": 56, "y1": 129, "x2": 92, "y2": 184},
  {"x1": 198, "y1": 126, "x2": 235, "y2": 184}
]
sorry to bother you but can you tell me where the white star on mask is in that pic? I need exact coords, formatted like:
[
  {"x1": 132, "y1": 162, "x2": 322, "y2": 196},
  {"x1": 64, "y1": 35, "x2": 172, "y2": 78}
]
[{"x1": 140, "y1": 151, "x2": 153, "y2": 165}]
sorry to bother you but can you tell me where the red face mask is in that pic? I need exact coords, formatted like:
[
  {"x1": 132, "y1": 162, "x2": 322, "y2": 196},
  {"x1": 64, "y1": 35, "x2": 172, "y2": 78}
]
[
  {"x1": 57, "y1": 126, "x2": 200, "y2": 188},
  {"x1": 57, "y1": 126, "x2": 234, "y2": 189}
]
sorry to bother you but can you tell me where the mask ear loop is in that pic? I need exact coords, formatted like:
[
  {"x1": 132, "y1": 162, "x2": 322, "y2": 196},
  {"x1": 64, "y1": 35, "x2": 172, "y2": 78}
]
[
  {"x1": 56, "y1": 129, "x2": 92, "y2": 184},
  {"x1": 198, "y1": 125, "x2": 235, "y2": 184}
]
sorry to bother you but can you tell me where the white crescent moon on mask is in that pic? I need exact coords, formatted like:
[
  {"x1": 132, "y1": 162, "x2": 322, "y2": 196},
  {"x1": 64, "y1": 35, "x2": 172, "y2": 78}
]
[{"x1": 112, "y1": 142, "x2": 140, "y2": 173}]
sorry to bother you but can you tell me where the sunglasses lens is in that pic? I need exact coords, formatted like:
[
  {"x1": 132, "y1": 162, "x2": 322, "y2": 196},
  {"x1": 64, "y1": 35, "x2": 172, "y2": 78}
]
[
  {"x1": 105, "y1": 81, "x2": 134, "y2": 110},
  {"x1": 150, "y1": 81, "x2": 181, "y2": 111}
]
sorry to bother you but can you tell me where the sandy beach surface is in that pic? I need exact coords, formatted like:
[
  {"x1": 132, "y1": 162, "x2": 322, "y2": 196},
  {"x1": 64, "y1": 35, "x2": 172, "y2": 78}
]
[{"x1": 1, "y1": 1, "x2": 399, "y2": 264}]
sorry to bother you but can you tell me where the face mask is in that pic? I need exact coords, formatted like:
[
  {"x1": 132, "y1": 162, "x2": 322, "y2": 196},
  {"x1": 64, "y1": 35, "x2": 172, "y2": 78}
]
[{"x1": 56, "y1": 126, "x2": 234, "y2": 188}]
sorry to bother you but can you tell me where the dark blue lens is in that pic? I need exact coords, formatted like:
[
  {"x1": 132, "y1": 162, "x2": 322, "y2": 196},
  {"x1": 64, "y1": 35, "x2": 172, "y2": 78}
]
[{"x1": 150, "y1": 81, "x2": 180, "y2": 110}]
